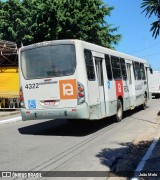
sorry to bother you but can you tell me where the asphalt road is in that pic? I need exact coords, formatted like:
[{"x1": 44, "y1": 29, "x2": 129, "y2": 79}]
[{"x1": 0, "y1": 99, "x2": 160, "y2": 180}]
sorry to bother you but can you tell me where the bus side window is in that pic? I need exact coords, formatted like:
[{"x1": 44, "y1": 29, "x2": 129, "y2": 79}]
[
  {"x1": 120, "y1": 58, "x2": 127, "y2": 80},
  {"x1": 111, "y1": 56, "x2": 122, "y2": 80},
  {"x1": 140, "y1": 63, "x2": 146, "y2": 80},
  {"x1": 84, "y1": 49, "x2": 95, "y2": 81},
  {"x1": 105, "y1": 54, "x2": 112, "y2": 80},
  {"x1": 133, "y1": 62, "x2": 141, "y2": 80}
]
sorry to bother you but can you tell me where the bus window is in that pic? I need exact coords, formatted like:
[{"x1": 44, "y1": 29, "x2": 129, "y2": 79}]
[
  {"x1": 84, "y1": 49, "x2": 95, "y2": 81},
  {"x1": 21, "y1": 44, "x2": 76, "y2": 79},
  {"x1": 111, "y1": 56, "x2": 122, "y2": 80},
  {"x1": 140, "y1": 63, "x2": 146, "y2": 80},
  {"x1": 105, "y1": 54, "x2": 112, "y2": 80},
  {"x1": 133, "y1": 62, "x2": 141, "y2": 80},
  {"x1": 95, "y1": 58, "x2": 104, "y2": 86},
  {"x1": 120, "y1": 58, "x2": 127, "y2": 80}
]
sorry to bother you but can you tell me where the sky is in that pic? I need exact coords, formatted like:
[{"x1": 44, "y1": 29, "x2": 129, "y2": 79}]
[{"x1": 105, "y1": 0, "x2": 160, "y2": 71}]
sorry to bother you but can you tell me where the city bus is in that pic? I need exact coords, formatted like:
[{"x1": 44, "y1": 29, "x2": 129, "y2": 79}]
[{"x1": 19, "y1": 39, "x2": 152, "y2": 122}]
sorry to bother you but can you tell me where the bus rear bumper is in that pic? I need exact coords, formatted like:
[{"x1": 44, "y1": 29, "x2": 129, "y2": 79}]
[{"x1": 21, "y1": 103, "x2": 89, "y2": 121}]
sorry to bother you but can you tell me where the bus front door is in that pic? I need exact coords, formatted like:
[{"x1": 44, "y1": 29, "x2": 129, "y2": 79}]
[{"x1": 126, "y1": 63, "x2": 135, "y2": 108}]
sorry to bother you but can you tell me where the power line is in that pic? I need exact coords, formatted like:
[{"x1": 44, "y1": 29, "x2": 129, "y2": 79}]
[
  {"x1": 140, "y1": 52, "x2": 160, "y2": 58},
  {"x1": 128, "y1": 41, "x2": 160, "y2": 54}
]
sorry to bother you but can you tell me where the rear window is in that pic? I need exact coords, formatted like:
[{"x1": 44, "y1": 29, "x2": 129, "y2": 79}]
[{"x1": 21, "y1": 44, "x2": 76, "y2": 79}]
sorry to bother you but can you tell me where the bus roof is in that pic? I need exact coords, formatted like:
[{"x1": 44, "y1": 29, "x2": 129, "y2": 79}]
[{"x1": 20, "y1": 39, "x2": 148, "y2": 64}]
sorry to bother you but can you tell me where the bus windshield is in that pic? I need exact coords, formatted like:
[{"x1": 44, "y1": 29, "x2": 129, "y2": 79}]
[{"x1": 21, "y1": 44, "x2": 76, "y2": 79}]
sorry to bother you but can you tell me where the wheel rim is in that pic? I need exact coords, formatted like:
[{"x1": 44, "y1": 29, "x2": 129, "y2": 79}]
[
  {"x1": 144, "y1": 94, "x2": 147, "y2": 107},
  {"x1": 117, "y1": 102, "x2": 122, "y2": 119}
]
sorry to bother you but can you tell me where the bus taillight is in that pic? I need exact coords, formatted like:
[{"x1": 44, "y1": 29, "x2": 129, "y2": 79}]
[
  {"x1": 78, "y1": 92, "x2": 84, "y2": 97},
  {"x1": 77, "y1": 82, "x2": 85, "y2": 104},
  {"x1": 19, "y1": 87, "x2": 25, "y2": 107},
  {"x1": 78, "y1": 86, "x2": 84, "y2": 92}
]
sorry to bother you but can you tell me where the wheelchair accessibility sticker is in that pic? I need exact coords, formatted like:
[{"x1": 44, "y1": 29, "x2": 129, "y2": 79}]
[
  {"x1": 107, "y1": 80, "x2": 110, "y2": 89},
  {"x1": 28, "y1": 100, "x2": 36, "y2": 109}
]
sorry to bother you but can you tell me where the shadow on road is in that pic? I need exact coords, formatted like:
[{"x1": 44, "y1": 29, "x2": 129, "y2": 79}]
[
  {"x1": 18, "y1": 106, "x2": 151, "y2": 136},
  {"x1": 96, "y1": 140, "x2": 152, "y2": 178},
  {"x1": 18, "y1": 117, "x2": 114, "y2": 136}
]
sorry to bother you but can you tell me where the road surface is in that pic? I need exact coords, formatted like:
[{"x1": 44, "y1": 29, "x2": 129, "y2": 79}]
[{"x1": 0, "y1": 99, "x2": 160, "y2": 179}]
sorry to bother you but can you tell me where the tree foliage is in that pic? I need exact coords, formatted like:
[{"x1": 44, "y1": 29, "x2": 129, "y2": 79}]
[
  {"x1": 141, "y1": 0, "x2": 160, "y2": 38},
  {"x1": 0, "y1": 0, "x2": 121, "y2": 48}
]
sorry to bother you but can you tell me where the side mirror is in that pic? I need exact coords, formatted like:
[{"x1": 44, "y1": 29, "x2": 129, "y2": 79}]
[{"x1": 149, "y1": 68, "x2": 153, "y2": 74}]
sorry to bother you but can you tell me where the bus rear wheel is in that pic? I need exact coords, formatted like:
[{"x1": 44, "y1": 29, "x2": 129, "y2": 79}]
[{"x1": 115, "y1": 99, "x2": 123, "y2": 122}]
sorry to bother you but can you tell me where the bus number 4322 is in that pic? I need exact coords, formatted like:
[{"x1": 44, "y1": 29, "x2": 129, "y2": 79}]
[{"x1": 25, "y1": 83, "x2": 39, "y2": 89}]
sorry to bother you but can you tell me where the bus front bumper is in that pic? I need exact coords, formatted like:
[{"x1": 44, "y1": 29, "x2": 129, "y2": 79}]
[{"x1": 21, "y1": 103, "x2": 89, "y2": 121}]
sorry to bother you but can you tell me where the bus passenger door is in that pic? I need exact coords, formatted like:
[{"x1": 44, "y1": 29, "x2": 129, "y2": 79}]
[
  {"x1": 126, "y1": 63, "x2": 135, "y2": 107},
  {"x1": 94, "y1": 57, "x2": 106, "y2": 117}
]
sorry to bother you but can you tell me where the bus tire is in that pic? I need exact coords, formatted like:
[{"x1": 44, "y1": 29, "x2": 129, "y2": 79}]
[
  {"x1": 115, "y1": 99, "x2": 123, "y2": 122},
  {"x1": 141, "y1": 93, "x2": 147, "y2": 110}
]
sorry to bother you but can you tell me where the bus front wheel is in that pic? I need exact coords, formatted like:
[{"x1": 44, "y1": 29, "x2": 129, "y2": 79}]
[
  {"x1": 141, "y1": 93, "x2": 148, "y2": 110},
  {"x1": 115, "y1": 99, "x2": 123, "y2": 122}
]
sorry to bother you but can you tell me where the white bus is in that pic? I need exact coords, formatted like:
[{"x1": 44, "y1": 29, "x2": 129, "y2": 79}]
[
  {"x1": 19, "y1": 39, "x2": 152, "y2": 122},
  {"x1": 149, "y1": 70, "x2": 160, "y2": 98}
]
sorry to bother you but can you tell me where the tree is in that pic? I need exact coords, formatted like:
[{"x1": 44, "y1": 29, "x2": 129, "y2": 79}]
[
  {"x1": 0, "y1": 0, "x2": 31, "y2": 46},
  {"x1": 141, "y1": 0, "x2": 160, "y2": 38},
  {"x1": 29, "y1": 0, "x2": 59, "y2": 43},
  {"x1": 55, "y1": 0, "x2": 121, "y2": 48},
  {"x1": 0, "y1": 0, "x2": 121, "y2": 48}
]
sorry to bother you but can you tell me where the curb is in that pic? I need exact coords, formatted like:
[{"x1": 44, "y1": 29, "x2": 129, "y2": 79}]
[
  {"x1": 0, "y1": 111, "x2": 20, "y2": 118},
  {"x1": 0, "y1": 116, "x2": 21, "y2": 125},
  {"x1": 0, "y1": 111, "x2": 21, "y2": 125}
]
